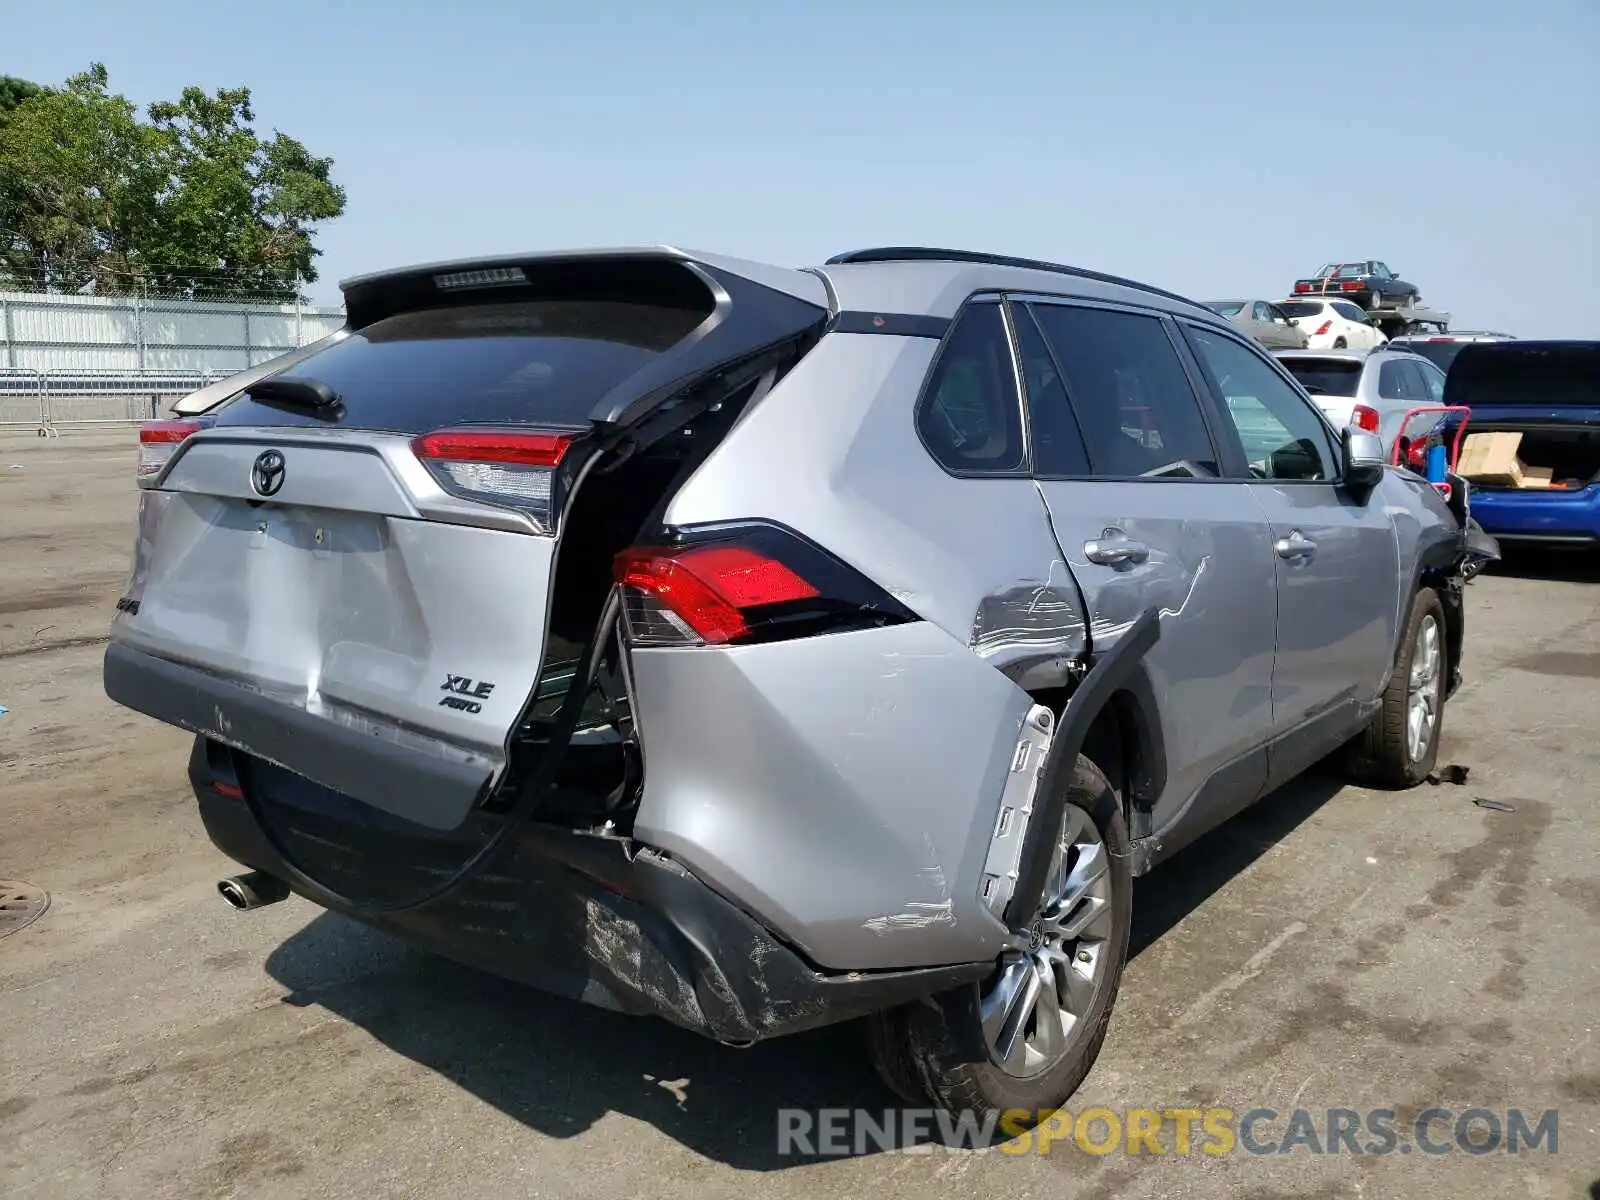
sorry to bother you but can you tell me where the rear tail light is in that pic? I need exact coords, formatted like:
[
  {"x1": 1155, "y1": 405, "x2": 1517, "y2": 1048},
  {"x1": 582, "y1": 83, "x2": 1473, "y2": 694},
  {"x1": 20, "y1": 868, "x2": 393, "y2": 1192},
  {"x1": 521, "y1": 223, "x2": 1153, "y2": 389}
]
[
  {"x1": 137, "y1": 419, "x2": 205, "y2": 478},
  {"x1": 412, "y1": 427, "x2": 581, "y2": 532},
  {"x1": 1342, "y1": 281, "x2": 1364, "y2": 292},
  {"x1": 1314, "y1": 321, "x2": 1332, "y2": 336},
  {"x1": 613, "y1": 524, "x2": 917, "y2": 647},
  {"x1": 1294, "y1": 282, "x2": 1310, "y2": 293},
  {"x1": 1351, "y1": 404, "x2": 1381, "y2": 433}
]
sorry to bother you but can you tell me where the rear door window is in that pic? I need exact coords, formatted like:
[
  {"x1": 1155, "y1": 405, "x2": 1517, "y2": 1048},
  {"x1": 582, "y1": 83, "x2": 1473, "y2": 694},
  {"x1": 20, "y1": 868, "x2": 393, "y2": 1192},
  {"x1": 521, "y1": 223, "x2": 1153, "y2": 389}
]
[
  {"x1": 916, "y1": 301, "x2": 1025, "y2": 473},
  {"x1": 1013, "y1": 305, "x2": 1091, "y2": 476},
  {"x1": 1378, "y1": 360, "x2": 1415, "y2": 400},
  {"x1": 210, "y1": 300, "x2": 714, "y2": 432},
  {"x1": 1417, "y1": 360, "x2": 1446, "y2": 402},
  {"x1": 1332, "y1": 301, "x2": 1371, "y2": 323},
  {"x1": 1026, "y1": 303, "x2": 1219, "y2": 478}
]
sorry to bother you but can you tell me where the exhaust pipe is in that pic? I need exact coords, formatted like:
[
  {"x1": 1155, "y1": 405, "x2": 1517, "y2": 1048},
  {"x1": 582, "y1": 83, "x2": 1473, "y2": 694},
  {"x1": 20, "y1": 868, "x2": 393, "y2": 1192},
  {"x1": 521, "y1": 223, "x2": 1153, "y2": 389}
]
[{"x1": 218, "y1": 870, "x2": 291, "y2": 911}]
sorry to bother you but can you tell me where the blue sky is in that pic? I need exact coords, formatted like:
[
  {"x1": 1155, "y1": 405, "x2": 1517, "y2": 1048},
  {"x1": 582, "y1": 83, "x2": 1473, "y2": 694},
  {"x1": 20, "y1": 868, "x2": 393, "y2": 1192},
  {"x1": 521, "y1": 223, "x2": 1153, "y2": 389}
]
[{"x1": 8, "y1": 1, "x2": 1598, "y2": 334}]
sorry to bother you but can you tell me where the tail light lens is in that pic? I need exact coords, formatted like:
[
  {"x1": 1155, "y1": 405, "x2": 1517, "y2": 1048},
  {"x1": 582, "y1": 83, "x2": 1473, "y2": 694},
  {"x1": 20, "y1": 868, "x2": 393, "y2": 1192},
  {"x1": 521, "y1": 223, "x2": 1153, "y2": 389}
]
[
  {"x1": 1342, "y1": 281, "x2": 1364, "y2": 292},
  {"x1": 614, "y1": 524, "x2": 917, "y2": 647},
  {"x1": 1294, "y1": 282, "x2": 1311, "y2": 293},
  {"x1": 137, "y1": 419, "x2": 205, "y2": 479},
  {"x1": 1314, "y1": 321, "x2": 1332, "y2": 336},
  {"x1": 412, "y1": 427, "x2": 581, "y2": 532},
  {"x1": 1351, "y1": 404, "x2": 1381, "y2": 433}
]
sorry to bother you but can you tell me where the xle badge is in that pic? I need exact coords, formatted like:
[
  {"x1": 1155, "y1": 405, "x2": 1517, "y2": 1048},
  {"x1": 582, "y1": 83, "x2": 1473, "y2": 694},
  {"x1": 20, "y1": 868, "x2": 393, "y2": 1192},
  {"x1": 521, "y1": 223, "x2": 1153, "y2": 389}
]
[{"x1": 440, "y1": 674, "x2": 495, "y2": 714}]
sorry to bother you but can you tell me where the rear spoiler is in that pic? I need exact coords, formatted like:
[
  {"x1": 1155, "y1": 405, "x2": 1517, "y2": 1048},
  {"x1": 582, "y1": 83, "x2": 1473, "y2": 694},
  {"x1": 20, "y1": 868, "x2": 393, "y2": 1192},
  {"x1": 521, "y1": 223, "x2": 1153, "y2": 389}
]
[{"x1": 175, "y1": 248, "x2": 837, "y2": 427}]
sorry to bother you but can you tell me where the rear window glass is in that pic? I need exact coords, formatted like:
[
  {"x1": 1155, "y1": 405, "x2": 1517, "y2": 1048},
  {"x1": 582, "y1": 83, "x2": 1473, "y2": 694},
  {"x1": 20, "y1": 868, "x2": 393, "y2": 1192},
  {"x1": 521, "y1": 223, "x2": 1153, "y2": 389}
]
[
  {"x1": 1277, "y1": 358, "x2": 1363, "y2": 397},
  {"x1": 1445, "y1": 343, "x2": 1600, "y2": 406},
  {"x1": 1392, "y1": 340, "x2": 1467, "y2": 373},
  {"x1": 1277, "y1": 301, "x2": 1323, "y2": 319},
  {"x1": 210, "y1": 299, "x2": 711, "y2": 432}
]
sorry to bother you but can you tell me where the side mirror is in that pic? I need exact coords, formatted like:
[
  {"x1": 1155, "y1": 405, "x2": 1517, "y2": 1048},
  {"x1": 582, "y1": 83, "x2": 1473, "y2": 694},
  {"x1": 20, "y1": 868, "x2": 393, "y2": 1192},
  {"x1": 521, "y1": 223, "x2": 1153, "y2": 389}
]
[{"x1": 1343, "y1": 427, "x2": 1386, "y2": 493}]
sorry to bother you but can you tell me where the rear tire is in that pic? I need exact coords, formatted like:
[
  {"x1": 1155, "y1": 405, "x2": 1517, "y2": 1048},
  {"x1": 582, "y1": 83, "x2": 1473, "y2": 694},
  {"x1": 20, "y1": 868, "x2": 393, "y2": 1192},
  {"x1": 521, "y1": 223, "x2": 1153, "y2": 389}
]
[
  {"x1": 1348, "y1": 588, "x2": 1447, "y2": 788},
  {"x1": 1333, "y1": 336, "x2": 1348, "y2": 349},
  {"x1": 865, "y1": 755, "x2": 1132, "y2": 1130}
]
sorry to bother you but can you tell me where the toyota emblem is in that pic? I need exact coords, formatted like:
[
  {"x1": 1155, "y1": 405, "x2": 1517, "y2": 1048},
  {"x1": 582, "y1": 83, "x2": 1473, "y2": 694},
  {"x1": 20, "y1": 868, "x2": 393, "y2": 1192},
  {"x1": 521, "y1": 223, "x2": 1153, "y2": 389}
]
[{"x1": 251, "y1": 449, "x2": 286, "y2": 497}]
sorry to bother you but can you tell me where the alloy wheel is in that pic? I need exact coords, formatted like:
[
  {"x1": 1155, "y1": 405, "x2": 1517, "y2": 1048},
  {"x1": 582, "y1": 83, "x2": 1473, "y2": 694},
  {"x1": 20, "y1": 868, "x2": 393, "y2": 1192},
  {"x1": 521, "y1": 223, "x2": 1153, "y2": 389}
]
[
  {"x1": 1407, "y1": 614, "x2": 1442, "y2": 763},
  {"x1": 981, "y1": 805, "x2": 1115, "y2": 1079}
]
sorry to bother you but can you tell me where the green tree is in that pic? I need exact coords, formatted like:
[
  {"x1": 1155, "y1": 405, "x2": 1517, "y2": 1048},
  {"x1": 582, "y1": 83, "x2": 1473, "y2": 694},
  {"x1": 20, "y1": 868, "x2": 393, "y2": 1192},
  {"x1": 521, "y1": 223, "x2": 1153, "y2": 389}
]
[
  {"x1": 0, "y1": 65, "x2": 149, "y2": 292},
  {"x1": 0, "y1": 64, "x2": 345, "y2": 299},
  {"x1": 0, "y1": 75, "x2": 49, "y2": 124}
]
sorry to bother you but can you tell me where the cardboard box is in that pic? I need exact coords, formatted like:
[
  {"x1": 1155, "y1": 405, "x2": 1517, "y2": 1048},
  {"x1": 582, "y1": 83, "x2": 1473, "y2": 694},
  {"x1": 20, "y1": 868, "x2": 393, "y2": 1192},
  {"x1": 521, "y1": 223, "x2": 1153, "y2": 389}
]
[
  {"x1": 1458, "y1": 431, "x2": 1525, "y2": 486},
  {"x1": 1521, "y1": 465, "x2": 1554, "y2": 489}
]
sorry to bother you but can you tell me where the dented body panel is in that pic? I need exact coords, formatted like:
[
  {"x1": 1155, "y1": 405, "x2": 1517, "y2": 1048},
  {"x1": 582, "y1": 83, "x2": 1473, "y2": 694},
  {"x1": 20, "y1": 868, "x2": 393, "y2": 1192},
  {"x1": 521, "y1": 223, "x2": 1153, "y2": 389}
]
[{"x1": 629, "y1": 620, "x2": 1034, "y2": 971}]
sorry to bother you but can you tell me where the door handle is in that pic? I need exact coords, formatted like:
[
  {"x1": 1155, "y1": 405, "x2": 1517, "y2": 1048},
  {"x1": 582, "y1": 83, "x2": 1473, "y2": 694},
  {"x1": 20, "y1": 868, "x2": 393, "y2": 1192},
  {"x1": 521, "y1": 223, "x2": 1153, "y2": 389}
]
[
  {"x1": 1084, "y1": 534, "x2": 1150, "y2": 566},
  {"x1": 1275, "y1": 530, "x2": 1318, "y2": 560}
]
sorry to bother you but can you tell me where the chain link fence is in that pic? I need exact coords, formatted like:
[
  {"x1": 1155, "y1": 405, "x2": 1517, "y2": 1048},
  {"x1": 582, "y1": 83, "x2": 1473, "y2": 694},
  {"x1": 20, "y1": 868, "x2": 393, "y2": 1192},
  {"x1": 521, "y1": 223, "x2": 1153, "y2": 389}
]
[
  {"x1": 0, "y1": 369, "x2": 225, "y2": 434},
  {"x1": 0, "y1": 289, "x2": 344, "y2": 373},
  {"x1": 1, "y1": 288, "x2": 347, "y2": 435}
]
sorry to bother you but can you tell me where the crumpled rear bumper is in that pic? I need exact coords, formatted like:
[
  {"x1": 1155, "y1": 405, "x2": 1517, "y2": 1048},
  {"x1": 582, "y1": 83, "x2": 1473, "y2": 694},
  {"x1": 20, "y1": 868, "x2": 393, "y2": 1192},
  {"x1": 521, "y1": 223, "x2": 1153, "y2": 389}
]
[{"x1": 188, "y1": 738, "x2": 989, "y2": 1044}]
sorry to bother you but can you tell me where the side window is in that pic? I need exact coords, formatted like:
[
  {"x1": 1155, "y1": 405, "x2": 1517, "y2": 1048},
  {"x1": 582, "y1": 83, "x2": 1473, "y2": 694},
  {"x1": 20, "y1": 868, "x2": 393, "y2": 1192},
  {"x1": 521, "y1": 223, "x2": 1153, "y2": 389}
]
[
  {"x1": 915, "y1": 302, "x2": 1025, "y2": 473},
  {"x1": 1252, "y1": 301, "x2": 1276, "y2": 323},
  {"x1": 1013, "y1": 306, "x2": 1091, "y2": 476},
  {"x1": 1185, "y1": 326, "x2": 1338, "y2": 482},
  {"x1": 1027, "y1": 304, "x2": 1218, "y2": 477},
  {"x1": 1417, "y1": 360, "x2": 1446, "y2": 402},
  {"x1": 1377, "y1": 360, "x2": 1410, "y2": 400},
  {"x1": 1332, "y1": 301, "x2": 1369, "y2": 324}
]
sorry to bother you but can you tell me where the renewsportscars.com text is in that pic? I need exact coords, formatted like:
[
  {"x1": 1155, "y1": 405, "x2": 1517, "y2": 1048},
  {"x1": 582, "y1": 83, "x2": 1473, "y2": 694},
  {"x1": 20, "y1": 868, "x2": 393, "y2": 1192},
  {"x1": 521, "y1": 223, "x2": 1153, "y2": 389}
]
[{"x1": 776, "y1": 1106, "x2": 1559, "y2": 1158}]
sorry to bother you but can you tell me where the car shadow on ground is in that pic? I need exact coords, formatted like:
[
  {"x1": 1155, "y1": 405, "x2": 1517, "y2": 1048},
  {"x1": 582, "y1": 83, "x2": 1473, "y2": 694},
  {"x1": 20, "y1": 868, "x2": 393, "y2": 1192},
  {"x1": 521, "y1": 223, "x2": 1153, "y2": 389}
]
[{"x1": 262, "y1": 769, "x2": 1350, "y2": 1169}]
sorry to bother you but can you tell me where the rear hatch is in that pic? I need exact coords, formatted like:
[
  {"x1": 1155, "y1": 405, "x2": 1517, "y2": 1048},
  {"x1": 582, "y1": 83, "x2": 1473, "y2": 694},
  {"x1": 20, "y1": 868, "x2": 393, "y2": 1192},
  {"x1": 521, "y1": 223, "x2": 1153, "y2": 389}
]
[
  {"x1": 1443, "y1": 341, "x2": 1600, "y2": 496},
  {"x1": 105, "y1": 251, "x2": 829, "y2": 829}
]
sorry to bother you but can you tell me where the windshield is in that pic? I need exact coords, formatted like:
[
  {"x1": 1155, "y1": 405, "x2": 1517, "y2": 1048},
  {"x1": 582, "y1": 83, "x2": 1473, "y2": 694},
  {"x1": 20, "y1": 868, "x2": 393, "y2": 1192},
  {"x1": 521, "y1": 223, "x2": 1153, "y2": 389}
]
[
  {"x1": 1445, "y1": 343, "x2": 1600, "y2": 407},
  {"x1": 1278, "y1": 358, "x2": 1363, "y2": 397},
  {"x1": 1277, "y1": 301, "x2": 1323, "y2": 319},
  {"x1": 1204, "y1": 301, "x2": 1245, "y2": 317},
  {"x1": 209, "y1": 298, "x2": 712, "y2": 432}
]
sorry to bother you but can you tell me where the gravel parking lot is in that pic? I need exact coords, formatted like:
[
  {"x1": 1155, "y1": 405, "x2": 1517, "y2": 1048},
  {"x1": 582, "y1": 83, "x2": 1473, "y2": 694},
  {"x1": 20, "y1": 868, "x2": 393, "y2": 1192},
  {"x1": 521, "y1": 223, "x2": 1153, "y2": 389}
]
[{"x1": 2, "y1": 429, "x2": 1597, "y2": 1200}]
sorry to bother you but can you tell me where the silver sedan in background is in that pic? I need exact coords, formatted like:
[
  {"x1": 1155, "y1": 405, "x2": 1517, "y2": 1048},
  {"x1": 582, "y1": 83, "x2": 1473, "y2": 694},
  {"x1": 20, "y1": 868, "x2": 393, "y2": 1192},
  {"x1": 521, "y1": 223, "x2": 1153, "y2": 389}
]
[{"x1": 1203, "y1": 298, "x2": 1310, "y2": 349}]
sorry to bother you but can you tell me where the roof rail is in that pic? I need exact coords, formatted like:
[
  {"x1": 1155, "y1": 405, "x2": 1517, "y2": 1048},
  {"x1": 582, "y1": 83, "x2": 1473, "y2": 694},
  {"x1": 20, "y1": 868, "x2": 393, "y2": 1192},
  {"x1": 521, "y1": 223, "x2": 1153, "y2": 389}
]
[{"x1": 823, "y1": 246, "x2": 1205, "y2": 310}]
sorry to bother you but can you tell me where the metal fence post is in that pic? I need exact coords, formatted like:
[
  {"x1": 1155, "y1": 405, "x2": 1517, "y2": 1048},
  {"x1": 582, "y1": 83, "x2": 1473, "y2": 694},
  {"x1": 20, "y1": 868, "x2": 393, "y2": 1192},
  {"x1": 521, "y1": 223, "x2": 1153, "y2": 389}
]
[
  {"x1": 38, "y1": 369, "x2": 56, "y2": 437},
  {"x1": 135, "y1": 294, "x2": 146, "y2": 371},
  {"x1": 2, "y1": 297, "x2": 12, "y2": 369},
  {"x1": 295, "y1": 297, "x2": 303, "y2": 347}
]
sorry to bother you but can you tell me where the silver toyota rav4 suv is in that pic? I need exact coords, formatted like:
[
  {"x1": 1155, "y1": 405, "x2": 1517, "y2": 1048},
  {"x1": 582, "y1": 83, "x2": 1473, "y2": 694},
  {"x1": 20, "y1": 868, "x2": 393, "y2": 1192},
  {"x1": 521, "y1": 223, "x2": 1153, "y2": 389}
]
[{"x1": 105, "y1": 246, "x2": 1477, "y2": 1125}]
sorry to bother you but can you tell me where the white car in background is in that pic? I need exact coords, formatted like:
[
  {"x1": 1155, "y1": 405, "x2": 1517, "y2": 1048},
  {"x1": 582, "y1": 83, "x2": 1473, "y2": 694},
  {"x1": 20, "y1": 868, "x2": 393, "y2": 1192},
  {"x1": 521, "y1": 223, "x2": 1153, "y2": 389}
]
[
  {"x1": 1276, "y1": 297, "x2": 1387, "y2": 350},
  {"x1": 1271, "y1": 347, "x2": 1447, "y2": 453}
]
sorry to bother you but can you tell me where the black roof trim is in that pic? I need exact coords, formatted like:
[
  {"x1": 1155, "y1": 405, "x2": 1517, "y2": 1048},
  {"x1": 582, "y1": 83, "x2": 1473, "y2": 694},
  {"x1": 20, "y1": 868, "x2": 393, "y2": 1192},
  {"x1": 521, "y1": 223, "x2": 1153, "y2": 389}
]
[{"x1": 824, "y1": 246, "x2": 1206, "y2": 310}]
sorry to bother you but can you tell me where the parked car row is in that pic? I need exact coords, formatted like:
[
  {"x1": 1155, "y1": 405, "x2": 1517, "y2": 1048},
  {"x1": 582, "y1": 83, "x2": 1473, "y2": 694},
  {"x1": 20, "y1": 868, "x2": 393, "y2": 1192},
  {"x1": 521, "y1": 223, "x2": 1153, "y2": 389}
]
[
  {"x1": 106, "y1": 244, "x2": 1487, "y2": 1131},
  {"x1": 1205, "y1": 296, "x2": 1389, "y2": 352}
]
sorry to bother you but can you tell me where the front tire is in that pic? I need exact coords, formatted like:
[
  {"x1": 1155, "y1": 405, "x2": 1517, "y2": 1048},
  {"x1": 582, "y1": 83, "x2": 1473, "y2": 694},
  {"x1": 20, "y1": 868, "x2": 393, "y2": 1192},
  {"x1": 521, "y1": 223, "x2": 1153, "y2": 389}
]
[
  {"x1": 1349, "y1": 588, "x2": 1447, "y2": 787},
  {"x1": 865, "y1": 755, "x2": 1132, "y2": 1129}
]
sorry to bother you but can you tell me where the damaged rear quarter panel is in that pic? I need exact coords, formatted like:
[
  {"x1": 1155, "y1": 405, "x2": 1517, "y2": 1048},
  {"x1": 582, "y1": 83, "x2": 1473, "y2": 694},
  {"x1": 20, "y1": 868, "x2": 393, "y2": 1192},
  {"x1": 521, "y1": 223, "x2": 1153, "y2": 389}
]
[
  {"x1": 633, "y1": 329, "x2": 1092, "y2": 970},
  {"x1": 627, "y1": 621, "x2": 1033, "y2": 971}
]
